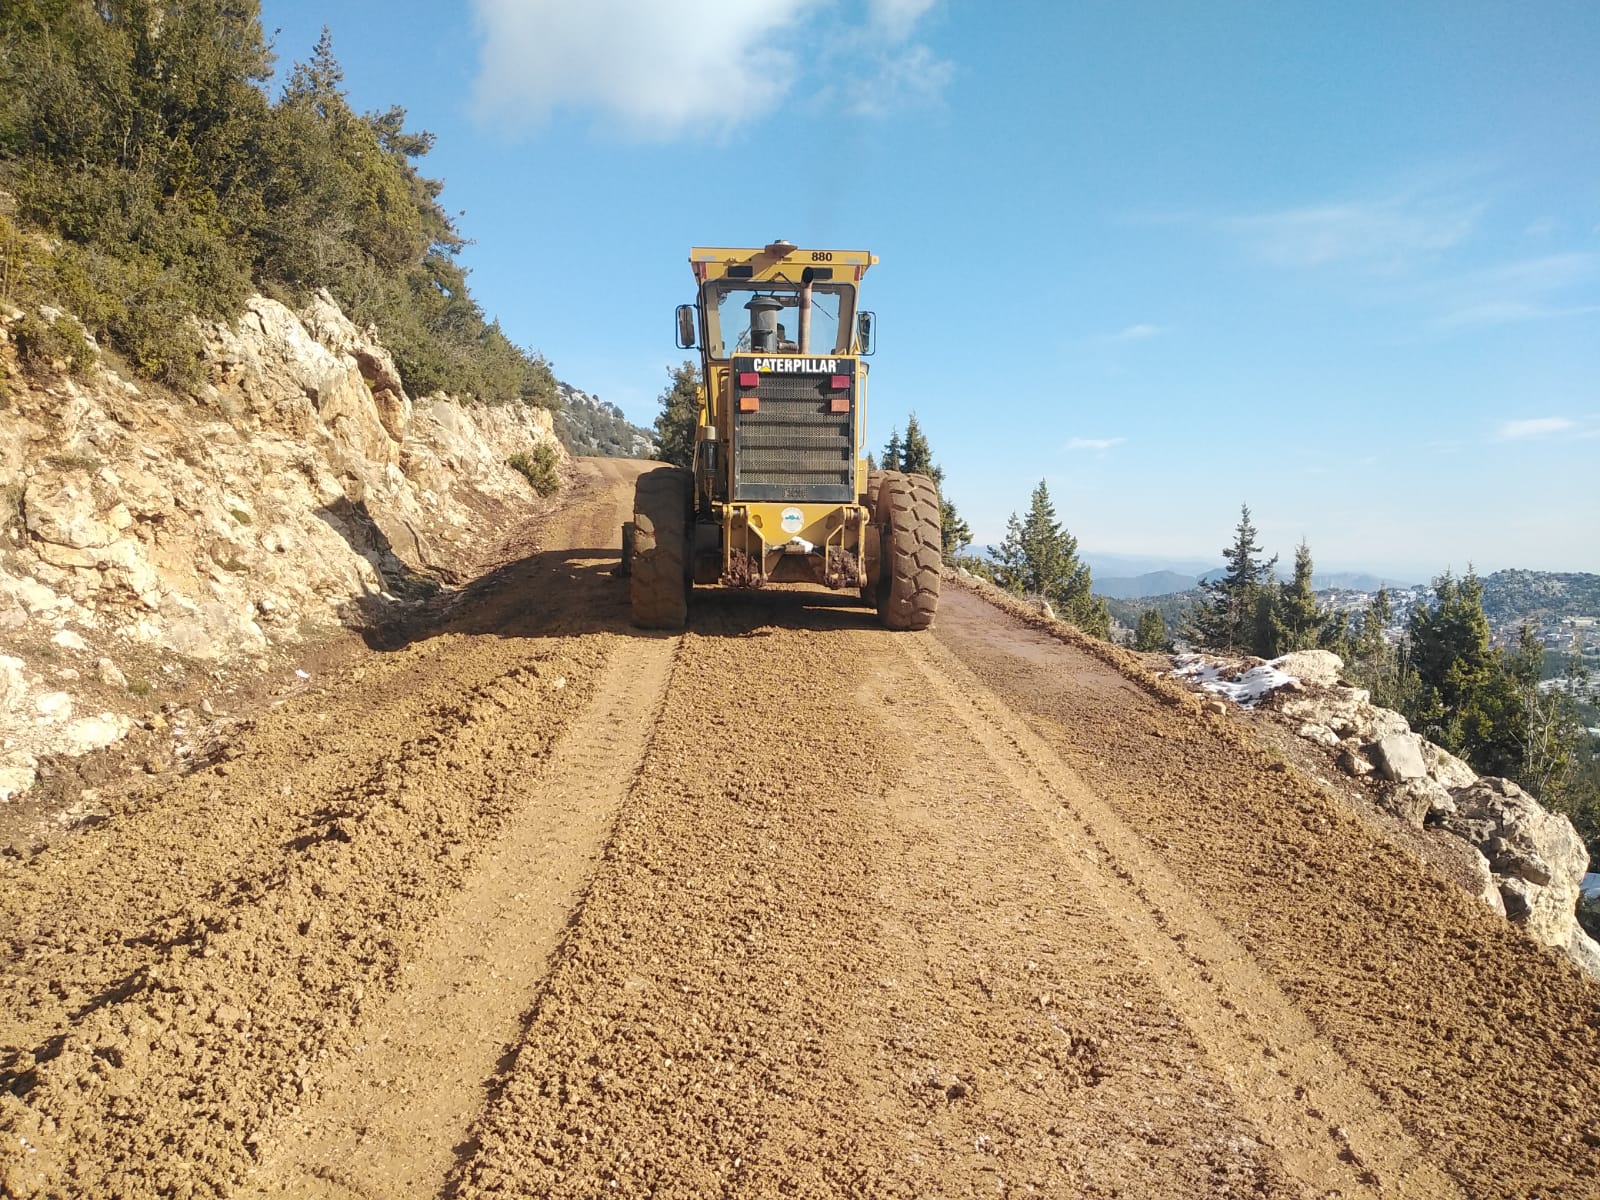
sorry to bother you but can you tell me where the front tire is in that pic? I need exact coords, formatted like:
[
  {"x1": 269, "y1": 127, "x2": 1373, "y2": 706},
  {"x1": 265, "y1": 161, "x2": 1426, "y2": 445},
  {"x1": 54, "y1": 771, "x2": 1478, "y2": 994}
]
[
  {"x1": 630, "y1": 467, "x2": 691, "y2": 630},
  {"x1": 876, "y1": 472, "x2": 941, "y2": 631}
]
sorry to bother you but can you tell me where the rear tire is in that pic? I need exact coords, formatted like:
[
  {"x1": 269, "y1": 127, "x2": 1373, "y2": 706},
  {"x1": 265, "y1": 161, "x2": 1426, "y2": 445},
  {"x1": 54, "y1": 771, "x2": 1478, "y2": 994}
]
[
  {"x1": 630, "y1": 467, "x2": 691, "y2": 630},
  {"x1": 859, "y1": 469, "x2": 887, "y2": 602},
  {"x1": 876, "y1": 472, "x2": 941, "y2": 631}
]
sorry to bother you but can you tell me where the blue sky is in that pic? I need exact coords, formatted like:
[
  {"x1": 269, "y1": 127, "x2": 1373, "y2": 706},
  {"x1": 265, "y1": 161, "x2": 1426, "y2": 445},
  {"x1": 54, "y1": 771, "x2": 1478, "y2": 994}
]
[{"x1": 257, "y1": 1, "x2": 1598, "y2": 579}]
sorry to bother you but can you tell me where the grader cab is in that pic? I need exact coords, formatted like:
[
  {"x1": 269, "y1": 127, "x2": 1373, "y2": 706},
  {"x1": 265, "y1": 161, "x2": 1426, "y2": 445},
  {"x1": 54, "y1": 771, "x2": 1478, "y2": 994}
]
[{"x1": 626, "y1": 240, "x2": 941, "y2": 632}]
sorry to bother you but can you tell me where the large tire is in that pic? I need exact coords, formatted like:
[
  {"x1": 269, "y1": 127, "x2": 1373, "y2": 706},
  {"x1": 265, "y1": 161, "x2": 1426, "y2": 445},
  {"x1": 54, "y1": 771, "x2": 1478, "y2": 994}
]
[
  {"x1": 862, "y1": 468, "x2": 886, "y2": 513},
  {"x1": 876, "y1": 471, "x2": 941, "y2": 631},
  {"x1": 630, "y1": 466, "x2": 691, "y2": 630},
  {"x1": 859, "y1": 468, "x2": 887, "y2": 601}
]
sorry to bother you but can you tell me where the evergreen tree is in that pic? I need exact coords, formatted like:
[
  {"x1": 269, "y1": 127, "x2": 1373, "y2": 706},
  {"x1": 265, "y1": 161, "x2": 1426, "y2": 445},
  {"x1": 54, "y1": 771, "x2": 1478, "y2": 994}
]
[
  {"x1": 901, "y1": 414, "x2": 934, "y2": 477},
  {"x1": 990, "y1": 480, "x2": 1110, "y2": 638},
  {"x1": 653, "y1": 361, "x2": 700, "y2": 467},
  {"x1": 1188, "y1": 504, "x2": 1277, "y2": 653},
  {"x1": 940, "y1": 497, "x2": 972, "y2": 559},
  {"x1": 1272, "y1": 540, "x2": 1324, "y2": 655},
  {"x1": 880, "y1": 429, "x2": 902, "y2": 472},
  {"x1": 1508, "y1": 631, "x2": 1585, "y2": 804},
  {"x1": 1347, "y1": 586, "x2": 1405, "y2": 708},
  {"x1": 1401, "y1": 569, "x2": 1528, "y2": 777},
  {"x1": 1318, "y1": 611, "x2": 1354, "y2": 660},
  {"x1": 1134, "y1": 608, "x2": 1172, "y2": 652},
  {"x1": 0, "y1": 10, "x2": 558, "y2": 402},
  {"x1": 877, "y1": 412, "x2": 971, "y2": 562}
]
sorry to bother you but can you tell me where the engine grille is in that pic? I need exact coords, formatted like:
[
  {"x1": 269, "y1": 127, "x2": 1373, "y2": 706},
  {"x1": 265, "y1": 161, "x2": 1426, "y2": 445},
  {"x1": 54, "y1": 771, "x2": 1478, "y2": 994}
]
[{"x1": 733, "y1": 372, "x2": 854, "y2": 502}]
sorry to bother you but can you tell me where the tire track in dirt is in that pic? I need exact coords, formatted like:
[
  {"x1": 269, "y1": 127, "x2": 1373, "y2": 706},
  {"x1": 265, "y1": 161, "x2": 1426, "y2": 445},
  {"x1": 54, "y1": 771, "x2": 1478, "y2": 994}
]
[
  {"x1": 250, "y1": 630, "x2": 679, "y2": 1198},
  {"x1": 932, "y1": 585, "x2": 1600, "y2": 1200},
  {"x1": 0, "y1": 459, "x2": 654, "y2": 1199},
  {"x1": 896, "y1": 630, "x2": 1461, "y2": 1200},
  {"x1": 449, "y1": 593, "x2": 1305, "y2": 1198}
]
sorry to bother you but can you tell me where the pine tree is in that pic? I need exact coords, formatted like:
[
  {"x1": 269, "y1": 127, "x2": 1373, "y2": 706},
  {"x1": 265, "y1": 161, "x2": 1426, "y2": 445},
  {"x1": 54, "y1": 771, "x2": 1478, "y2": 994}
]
[
  {"x1": 940, "y1": 497, "x2": 972, "y2": 559},
  {"x1": 901, "y1": 414, "x2": 934, "y2": 477},
  {"x1": 1134, "y1": 608, "x2": 1172, "y2": 652},
  {"x1": 1188, "y1": 504, "x2": 1277, "y2": 653},
  {"x1": 1508, "y1": 630, "x2": 1585, "y2": 804},
  {"x1": 1348, "y1": 586, "x2": 1403, "y2": 708},
  {"x1": 990, "y1": 480, "x2": 1110, "y2": 638},
  {"x1": 653, "y1": 361, "x2": 700, "y2": 468},
  {"x1": 1272, "y1": 540, "x2": 1324, "y2": 655},
  {"x1": 881, "y1": 429, "x2": 902, "y2": 472},
  {"x1": 1401, "y1": 568, "x2": 1529, "y2": 776},
  {"x1": 877, "y1": 412, "x2": 971, "y2": 562}
]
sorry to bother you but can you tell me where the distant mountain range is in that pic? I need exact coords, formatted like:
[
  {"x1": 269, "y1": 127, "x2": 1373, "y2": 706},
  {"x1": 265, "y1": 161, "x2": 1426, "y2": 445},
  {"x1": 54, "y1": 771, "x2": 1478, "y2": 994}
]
[{"x1": 1094, "y1": 568, "x2": 1413, "y2": 600}]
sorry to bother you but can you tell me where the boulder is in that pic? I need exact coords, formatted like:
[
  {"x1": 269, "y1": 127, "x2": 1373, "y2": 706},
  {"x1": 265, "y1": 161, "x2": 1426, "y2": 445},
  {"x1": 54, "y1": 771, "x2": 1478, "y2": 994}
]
[
  {"x1": 1297, "y1": 722, "x2": 1340, "y2": 747},
  {"x1": 1335, "y1": 739, "x2": 1375, "y2": 778},
  {"x1": 1443, "y1": 777, "x2": 1591, "y2": 951},
  {"x1": 1370, "y1": 732, "x2": 1428, "y2": 782},
  {"x1": 1381, "y1": 776, "x2": 1453, "y2": 827},
  {"x1": 1420, "y1": 741, "x2": 1479, "y2": 790},
  {"x1": 1273, "y1": 649, "x2": 1344, "y2": 688}
]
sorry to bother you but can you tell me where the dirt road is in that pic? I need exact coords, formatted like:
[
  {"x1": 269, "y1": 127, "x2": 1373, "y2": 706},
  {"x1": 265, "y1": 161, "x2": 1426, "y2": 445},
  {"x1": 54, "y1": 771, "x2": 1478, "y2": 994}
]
[{"x1": 3, "y1": 458, "x2": 1597, "y2": 1199}]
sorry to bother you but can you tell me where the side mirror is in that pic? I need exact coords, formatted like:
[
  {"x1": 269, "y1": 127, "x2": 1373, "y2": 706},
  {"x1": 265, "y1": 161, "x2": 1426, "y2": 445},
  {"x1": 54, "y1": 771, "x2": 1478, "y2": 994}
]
[
  {"x1": 857, "y1": 311, "x2": 876, "y2": 356},
  {"x1": 675, "y1": 304, "x2": 698, "y2": 349}
]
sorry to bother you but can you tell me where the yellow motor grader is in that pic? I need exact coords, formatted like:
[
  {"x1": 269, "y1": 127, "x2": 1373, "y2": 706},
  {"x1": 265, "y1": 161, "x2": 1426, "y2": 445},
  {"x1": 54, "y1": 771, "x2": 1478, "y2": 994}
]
[{"x1": 626, "y1": 240, "x2": 941, "y2": 632}]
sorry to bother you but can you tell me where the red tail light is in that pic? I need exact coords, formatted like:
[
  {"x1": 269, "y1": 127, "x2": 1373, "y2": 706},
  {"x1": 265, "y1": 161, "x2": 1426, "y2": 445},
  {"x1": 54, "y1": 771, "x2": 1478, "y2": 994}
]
[
  {"x1": 738, "y1": 371, "x2": 760, "y2": 388},
  {"x1": 829, "y1": 375, "x2": 850, "y2": 390}
]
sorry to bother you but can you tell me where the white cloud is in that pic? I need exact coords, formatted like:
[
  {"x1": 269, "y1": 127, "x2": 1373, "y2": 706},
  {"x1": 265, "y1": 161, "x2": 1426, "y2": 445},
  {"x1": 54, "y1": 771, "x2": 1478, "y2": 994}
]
[
  {"x1": 1433, "y1": 253, "x2": 1600, "y2": 327},
  {"x1": 1067, "y1": 436, "x2": 1126, "y2": 451},
  {"x1": 1495, "y1": 417, "x2": 1574, "y2": 440},
  {"x1": 470, "y1": 0, "x2": 812, "y2": 138},
  {"x1": 868, "y1": 0, "x2": 938, "y2": 39},
  {"x1": 470, "y1": 0, "x2": 949, "y2": 137},
  {"x1": 1229, "y1": 194, "x2": 1480, "y2": 270}
]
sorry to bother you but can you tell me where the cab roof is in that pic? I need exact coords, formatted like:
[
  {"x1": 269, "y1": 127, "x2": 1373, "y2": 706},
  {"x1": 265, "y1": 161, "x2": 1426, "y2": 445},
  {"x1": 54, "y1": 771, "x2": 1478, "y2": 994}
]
[{"x1": 690, "y1": 241, "x2": 877, "y2": 284}]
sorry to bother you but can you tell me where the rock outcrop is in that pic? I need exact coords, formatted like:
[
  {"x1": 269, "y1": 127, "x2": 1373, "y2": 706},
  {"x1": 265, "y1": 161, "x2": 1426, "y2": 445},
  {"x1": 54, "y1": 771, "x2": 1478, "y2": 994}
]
[
  {"x1": 1, "y1": 291, "x2": 565, "y2": 800},
  {"x1": 1174, "y1": 650, "x2": 1600, "y2": 980}
]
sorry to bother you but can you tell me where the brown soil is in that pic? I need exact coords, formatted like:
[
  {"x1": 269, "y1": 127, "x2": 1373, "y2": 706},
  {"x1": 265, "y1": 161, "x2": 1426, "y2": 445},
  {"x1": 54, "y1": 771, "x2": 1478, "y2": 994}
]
[{"x1": 2, "y1": 461, "x2": 1597, "y2": 1199}]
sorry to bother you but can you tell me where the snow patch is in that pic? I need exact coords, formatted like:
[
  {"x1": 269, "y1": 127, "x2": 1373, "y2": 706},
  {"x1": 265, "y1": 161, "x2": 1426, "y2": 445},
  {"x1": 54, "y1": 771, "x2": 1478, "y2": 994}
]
[{"x1": 1173, "y1": 653, "x2": 1301, "y2": 708}]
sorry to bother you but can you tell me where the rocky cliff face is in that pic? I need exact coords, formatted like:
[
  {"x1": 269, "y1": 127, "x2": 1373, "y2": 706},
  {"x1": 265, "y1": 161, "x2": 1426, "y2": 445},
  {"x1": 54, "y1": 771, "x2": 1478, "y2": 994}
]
[{"x1": 0, "y1": 291, "x2": 564, "y2": 800}]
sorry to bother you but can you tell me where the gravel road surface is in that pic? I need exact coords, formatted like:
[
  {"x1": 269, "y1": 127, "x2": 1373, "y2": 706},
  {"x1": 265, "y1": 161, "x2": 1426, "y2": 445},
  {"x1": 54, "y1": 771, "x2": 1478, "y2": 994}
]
[{"x1": 3, "y1": 458, "x2": 1596, "y2": 1199}]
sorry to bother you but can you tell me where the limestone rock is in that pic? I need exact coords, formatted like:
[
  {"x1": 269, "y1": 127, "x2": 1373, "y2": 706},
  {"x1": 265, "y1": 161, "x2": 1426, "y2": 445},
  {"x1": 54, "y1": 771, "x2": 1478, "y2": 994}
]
[
  {"x1": 1381, "y1": 776, "x2": 1453, "y2": 827},
  {"x1": 0, "y1": 287, "x2": 565, "y2": 797},
  {"x1": 1466, "y1": 848, "x2": 1507, "y2": 918},
  {"x1": 1273, "y1": 649, "x2": 1344, "y2": 688},
  {"x1": 1371, "y1": 732, "x2": 1428, "y2": 783},
  {"x1": 0, "y1": 750, "x2": 39, "y2": 801},
  {"x1": 1335, "y1": 739, "x2": 1375, "y2": 778},
  {"x1": 1566, "y1": 927, "x2": 1600, "y2": 981},
  {"x1": 1420, "y1": 741, "x2": 1479, "y2": 790},
  {"x1": 1297, "y1": 722, "x2": 1340, "y2": 747},
  {"x1": 2, "y1": 654, "x2": 28, "y2": 707},
  {"x1": 1443, "y1": 777, "x2": 1590, "y2": 952}
]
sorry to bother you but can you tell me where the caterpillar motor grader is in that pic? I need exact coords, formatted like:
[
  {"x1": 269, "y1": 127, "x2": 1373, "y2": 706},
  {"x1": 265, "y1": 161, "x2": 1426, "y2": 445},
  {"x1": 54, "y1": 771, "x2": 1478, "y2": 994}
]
[{"x1": 625, "y1": 241, "x2": 942, "y2": 632}]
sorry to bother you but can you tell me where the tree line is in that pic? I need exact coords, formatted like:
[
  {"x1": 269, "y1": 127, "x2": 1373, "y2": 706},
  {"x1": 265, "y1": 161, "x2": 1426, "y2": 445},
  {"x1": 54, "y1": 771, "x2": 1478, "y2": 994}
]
[{"x1": 0, "y1": 2, "x2": 556, "y2": 405}]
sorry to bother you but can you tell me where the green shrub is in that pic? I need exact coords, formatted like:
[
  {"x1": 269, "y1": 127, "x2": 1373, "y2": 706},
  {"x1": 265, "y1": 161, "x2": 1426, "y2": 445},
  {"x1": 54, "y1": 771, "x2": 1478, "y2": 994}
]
[
  {"x1": 12, "y1": 308, "x2": 95, "y2": 375},
  {"x1": 507, "y1": 443, "x2": 560, "y2": 497}
]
